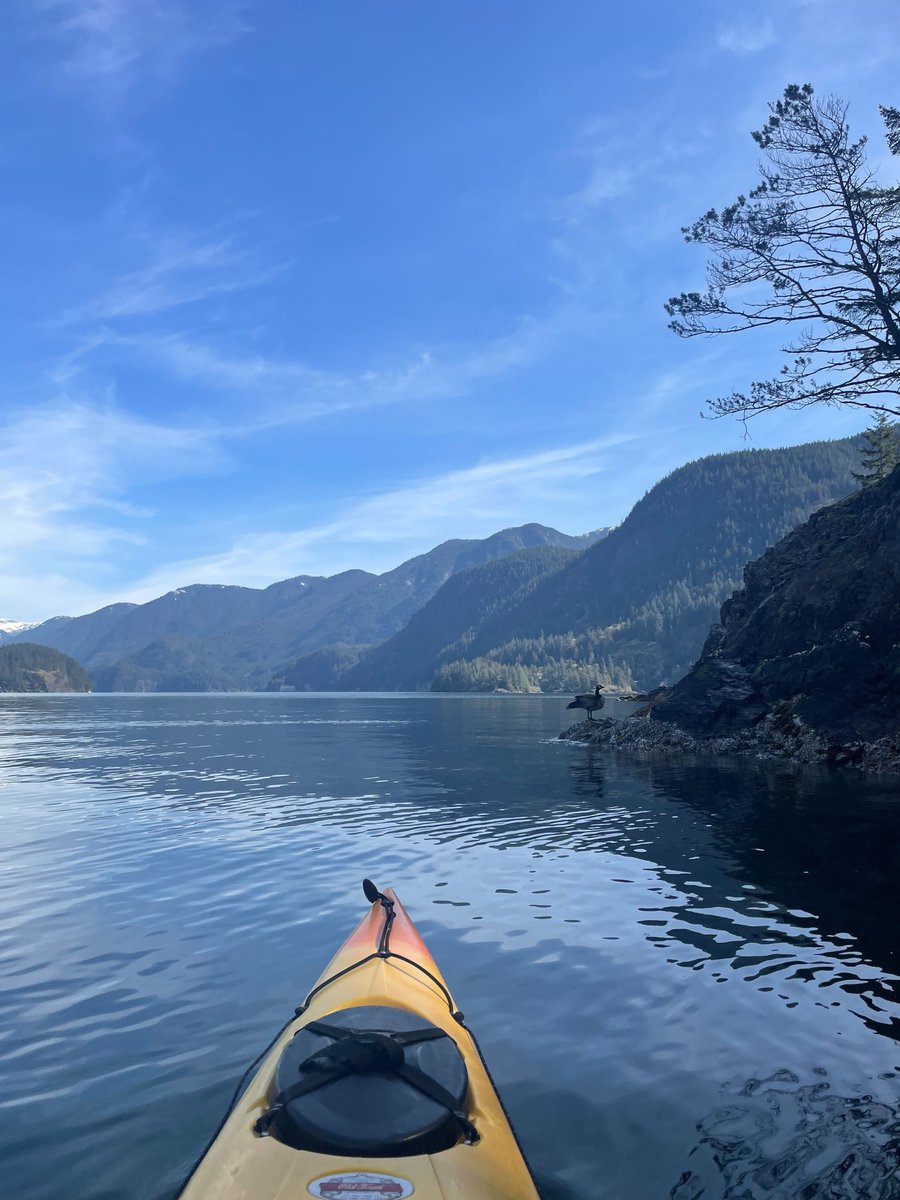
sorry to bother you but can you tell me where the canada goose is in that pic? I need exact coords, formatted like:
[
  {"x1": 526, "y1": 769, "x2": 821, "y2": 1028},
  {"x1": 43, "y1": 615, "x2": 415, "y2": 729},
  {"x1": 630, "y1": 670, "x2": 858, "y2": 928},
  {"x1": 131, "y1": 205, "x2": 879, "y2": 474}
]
[{"x1": 566, "y1": 684, "x2": 605, "y2": 721}]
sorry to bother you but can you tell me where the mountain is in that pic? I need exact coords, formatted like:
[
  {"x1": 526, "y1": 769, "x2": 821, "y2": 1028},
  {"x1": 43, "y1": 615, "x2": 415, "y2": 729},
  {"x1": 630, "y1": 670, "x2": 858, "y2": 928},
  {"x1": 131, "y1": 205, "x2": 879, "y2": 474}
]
[
  {"x1": 268, "y1": 644, "x2": 377, "y2": 692},
  {"x1": 15, "y1": 524, "x2": 598, "y2": 692},
  {"x1": 0, "y1": 643, "x2": 91, "y2": 692},
  {"x1": 275, "y1": 524, "x2": 609, "y2": 652},
  {"x1": 339, "y1": 546, "x2": 580, "y2": 692},
  {"x1": 0, "y1": 618, "x2": 40, "y2": 645},
  {"x1": 15, "y1": 605, "x2": 137, "y2": 663},
  {"x1": 89, "y1": 634, "x2": 237, "y2": 693},
  {"x1": 426, "y1": 437, "x2": 862, "y2": 692},
  {"x1": 650, "y1": 463, "x2": 900, "y2": 769},
  {"x1": 275, "y1": 437, "x2": 862, "y2": 696},
  {"x1": 2, "y1": 615, "x2": 72, "y2": 645},
  {"x1": 10, "y1": 438, "x2": 863, "y2": 696}
]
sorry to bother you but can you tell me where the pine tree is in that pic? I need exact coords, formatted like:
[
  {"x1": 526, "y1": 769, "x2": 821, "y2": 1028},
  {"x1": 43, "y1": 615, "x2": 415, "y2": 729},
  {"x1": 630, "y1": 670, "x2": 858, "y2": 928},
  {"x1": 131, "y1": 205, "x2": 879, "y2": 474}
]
[
  {"x1": 853, "y1": 413, "x2": 900, "y2": 487},
  {"x1": 667, "y1": 85, "x2": 900, "y2": 421}
]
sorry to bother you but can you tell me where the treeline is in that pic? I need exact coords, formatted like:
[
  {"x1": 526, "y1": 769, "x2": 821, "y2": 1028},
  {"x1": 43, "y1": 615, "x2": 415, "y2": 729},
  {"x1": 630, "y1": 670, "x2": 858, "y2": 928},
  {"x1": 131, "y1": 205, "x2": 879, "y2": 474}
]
[
  {"x1": 344, "y1": 545, "x2": 578, "y2": 691},
  {"x1": 272, "y1": 643, "x2": 374, "y2": 691},
  {"x1": 90, "y1": 635, "x2": 233, "y2": 692},
  {"x1": 433, "y1": 646, "x2": 633, "y2": 693},
  {"x1": 0, "y1": 643, "x2": 91, "y2": 692},
  {"x1": 451, "y1": 437, "x2": 864, "y2": 688}
]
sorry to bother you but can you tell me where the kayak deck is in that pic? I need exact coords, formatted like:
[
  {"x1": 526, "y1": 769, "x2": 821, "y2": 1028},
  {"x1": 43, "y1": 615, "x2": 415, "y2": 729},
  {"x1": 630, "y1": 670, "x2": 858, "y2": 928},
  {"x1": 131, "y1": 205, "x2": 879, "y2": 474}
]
[{"x1": 179, "y1": 887, "x2": 541, "y2": 1200}]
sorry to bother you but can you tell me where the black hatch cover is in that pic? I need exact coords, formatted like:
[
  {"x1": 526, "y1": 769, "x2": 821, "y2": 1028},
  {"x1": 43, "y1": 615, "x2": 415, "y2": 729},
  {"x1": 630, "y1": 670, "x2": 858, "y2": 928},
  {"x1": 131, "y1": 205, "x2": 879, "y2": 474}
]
[{"x1": 270, "y1": 1004, "x2": 470, "y2": 1157}]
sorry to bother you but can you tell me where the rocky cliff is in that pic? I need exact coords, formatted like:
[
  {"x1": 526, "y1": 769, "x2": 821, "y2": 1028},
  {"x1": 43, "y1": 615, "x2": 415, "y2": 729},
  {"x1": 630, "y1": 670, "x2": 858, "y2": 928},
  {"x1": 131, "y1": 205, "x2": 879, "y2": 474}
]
[
  {"x1": 563, "y1": 466, "x2": 900, "y2": 773},
  {"x1": 652, "y1": 464, "x2": 900, "y2": 749}
]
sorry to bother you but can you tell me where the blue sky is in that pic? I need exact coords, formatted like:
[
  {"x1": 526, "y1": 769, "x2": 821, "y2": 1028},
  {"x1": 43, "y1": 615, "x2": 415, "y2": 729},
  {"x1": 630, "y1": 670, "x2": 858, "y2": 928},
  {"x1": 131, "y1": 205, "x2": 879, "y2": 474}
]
[{"x1": 3, "y1": 0, "x2": 899, "y2": 620}]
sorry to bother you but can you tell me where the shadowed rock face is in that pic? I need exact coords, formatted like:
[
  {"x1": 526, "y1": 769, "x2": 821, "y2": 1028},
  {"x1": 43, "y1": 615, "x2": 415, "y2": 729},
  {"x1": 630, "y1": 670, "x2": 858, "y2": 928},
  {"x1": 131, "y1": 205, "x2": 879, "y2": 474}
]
[{"x1": 652, "y1": 466, "x2": 900, "y2": 745}]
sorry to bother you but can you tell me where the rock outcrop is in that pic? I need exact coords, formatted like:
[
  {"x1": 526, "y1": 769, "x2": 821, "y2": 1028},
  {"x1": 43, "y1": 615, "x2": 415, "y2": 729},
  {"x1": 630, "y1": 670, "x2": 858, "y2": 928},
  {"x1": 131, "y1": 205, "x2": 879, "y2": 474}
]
[
  {"x1": 563, "y1": 466, "x2": 900, "y2": 774},
  {"x1": 653, "y1": 464, "x2": 900, "y2": 742}
]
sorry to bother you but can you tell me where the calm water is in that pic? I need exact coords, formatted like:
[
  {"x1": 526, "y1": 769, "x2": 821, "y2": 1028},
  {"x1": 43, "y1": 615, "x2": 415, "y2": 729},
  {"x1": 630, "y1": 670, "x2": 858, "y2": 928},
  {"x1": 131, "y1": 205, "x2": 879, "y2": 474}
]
[{"x1": 2, "y1": 694, "x2": 900, "y2": 1200}]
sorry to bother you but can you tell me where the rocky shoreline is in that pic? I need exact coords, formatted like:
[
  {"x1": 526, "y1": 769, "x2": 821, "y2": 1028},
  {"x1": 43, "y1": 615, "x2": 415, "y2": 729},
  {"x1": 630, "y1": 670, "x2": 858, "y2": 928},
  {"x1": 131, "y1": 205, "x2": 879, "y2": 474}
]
[
  {"x1": 558, "y1": 707, "x2": 900, "y2": 776},
  {"x1": 563, "y1": 467, "x2": 900, "y2": 778}
]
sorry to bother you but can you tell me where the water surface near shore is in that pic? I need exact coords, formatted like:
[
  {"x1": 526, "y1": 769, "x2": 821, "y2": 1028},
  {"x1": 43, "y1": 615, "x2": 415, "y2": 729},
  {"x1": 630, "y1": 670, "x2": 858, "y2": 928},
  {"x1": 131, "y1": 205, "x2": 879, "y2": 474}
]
[{"x1": 1, "y1": 693, "x2": 899, "y2": 1199}]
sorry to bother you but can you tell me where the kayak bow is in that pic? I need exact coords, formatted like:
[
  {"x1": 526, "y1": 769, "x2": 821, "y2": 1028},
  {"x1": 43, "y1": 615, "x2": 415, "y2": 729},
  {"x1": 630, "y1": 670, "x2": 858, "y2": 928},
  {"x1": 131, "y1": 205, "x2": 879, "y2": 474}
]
[{"x1": 179, "y1": 880, "x2": 541, "y2": 1200}]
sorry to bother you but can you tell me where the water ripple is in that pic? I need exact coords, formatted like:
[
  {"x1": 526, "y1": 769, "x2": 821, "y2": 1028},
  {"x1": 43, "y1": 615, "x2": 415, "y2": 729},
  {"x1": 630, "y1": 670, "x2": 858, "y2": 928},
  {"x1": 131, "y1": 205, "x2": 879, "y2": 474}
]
[
  {"x1": 672, "y1": 1069, "x2": 900, "y2": 1199},
  {"x1": 1, "y1": 694, "x2": 899, "y2": 1199}
]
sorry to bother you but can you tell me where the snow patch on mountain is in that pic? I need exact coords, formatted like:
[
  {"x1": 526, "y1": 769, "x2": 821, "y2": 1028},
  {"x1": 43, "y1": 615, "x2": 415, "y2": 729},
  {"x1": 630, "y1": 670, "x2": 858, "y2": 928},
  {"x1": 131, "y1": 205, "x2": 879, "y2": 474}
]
[
  {"x1": 0, "y1": 618, "x2": 39, "y2": 644},
  {"x1": 0, "y1": 618, "x2": 37, "y2": 635}
]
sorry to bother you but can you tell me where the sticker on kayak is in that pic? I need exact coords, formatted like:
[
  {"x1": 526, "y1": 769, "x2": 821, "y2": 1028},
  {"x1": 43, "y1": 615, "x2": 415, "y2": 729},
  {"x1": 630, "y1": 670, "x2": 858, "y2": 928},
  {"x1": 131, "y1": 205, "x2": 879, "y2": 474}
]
[{"x1": 307, "y1": 1172, "x2": 414, "y2": 1198}]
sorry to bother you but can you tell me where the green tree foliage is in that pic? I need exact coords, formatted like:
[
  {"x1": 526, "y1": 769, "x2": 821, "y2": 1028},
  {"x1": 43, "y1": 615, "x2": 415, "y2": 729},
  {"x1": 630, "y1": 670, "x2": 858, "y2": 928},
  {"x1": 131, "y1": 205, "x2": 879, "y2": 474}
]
[
  {"x1": 883, "y1": 106, "x2": 900, "y2": 156},
  {"x1": 454, "y1": 438, "x2": 862, "y2": 689},
  {"x1": 90, "y1": 635, "x2": 233, "y2": 692},
  {"x1": 432, "y1": 646, "x2": 633, "y2": 694},
  {"x1": 345, "y1": 547, "x2": 578, "y2": 691},
  {"x1": 0, "y1": 643, "x2": 91, "y2": 692},
  {"x1": 273, "y1": 644, "x2": 375, "y2": 691},
  {"x1": 853, "y1": 412, "x2": 900, "y2": 487},
  {"x1": 433, "y1": 659, "x2": 537, "y2": 694},
  {"x1": 667, "y1": 85, "x2": 900, "y2": 420}
]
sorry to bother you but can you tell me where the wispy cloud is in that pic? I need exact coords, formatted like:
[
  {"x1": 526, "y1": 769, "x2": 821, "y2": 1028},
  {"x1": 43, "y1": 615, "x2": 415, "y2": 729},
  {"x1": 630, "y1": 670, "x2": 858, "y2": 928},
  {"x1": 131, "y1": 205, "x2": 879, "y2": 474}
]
[
  {"x1": 0, "y1": 395, "x2": 226, "y2": 616},
  {"x1": 560, "y1": 165, "x2": 633, "y2": 224},
  {"x1": 59, "y1": 227, "x2": 275, "y2": 325},
  {"x1": 550, "y1": 116, "x2": 637, "y2": 227},
  {"x1": 3, "y1": 309, "x2": 645, "y2": 616},
  {"x1": 63, "y1": 296, "x2": 598, "y2": 429},
  {"x1": 718, "y1": 20, "x2": 776, "y2": 56},
  {"x1": 113, "y1": 331, "x2": 438, "y2": 415},
  {"x1": 108, "y1": 433, "x2": 640, "y2": 602},
  {"x1": 35, "y1": 0, "x2": 249, "y2": 98}
]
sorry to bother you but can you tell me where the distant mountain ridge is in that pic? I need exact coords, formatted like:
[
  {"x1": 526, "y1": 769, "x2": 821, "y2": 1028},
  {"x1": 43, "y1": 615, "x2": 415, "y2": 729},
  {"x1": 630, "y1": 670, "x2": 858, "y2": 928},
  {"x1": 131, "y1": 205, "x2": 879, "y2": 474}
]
[
  {"x1": 11, "y1": 436, "x2": 864, "y2": 694},
  {"x1": 336, "y1": 436, "x2": 863, "y2": 693},
  {"x1": 14, "y1": 524, "x2": 602, "y2": 692},
  {"x1": 0, "y1": 618, "x2": 40, "y2": 645},
  {"x1": 339, "y1": 545, "x2": 580, "y2": 692}
]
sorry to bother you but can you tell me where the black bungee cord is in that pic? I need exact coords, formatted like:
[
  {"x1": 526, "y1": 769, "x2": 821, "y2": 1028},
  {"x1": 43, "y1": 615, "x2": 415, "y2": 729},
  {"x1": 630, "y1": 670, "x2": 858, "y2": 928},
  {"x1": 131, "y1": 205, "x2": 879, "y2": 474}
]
[{"x1": 294, "y1": 879, "x2": 464, "y2": 1025}]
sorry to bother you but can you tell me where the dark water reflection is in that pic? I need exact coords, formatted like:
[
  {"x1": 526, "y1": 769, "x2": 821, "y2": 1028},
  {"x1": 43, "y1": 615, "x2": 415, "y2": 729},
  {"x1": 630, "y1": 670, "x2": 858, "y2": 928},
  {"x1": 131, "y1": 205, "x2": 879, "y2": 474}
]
[
  {"x1": 670, "y1": 1069, "x2": 900, "y2": 1200},
  {"x1": 567, "y1": 749, "x2": 900, "y2": 1039},
  {"x1": 0, "y1": 693, "x2": 898, "y2": 1199}
]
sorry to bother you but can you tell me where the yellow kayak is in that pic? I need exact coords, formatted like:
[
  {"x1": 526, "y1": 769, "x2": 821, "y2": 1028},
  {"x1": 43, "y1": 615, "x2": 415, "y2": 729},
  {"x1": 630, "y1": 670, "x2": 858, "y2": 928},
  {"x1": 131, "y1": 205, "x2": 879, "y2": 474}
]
[{"x1": 179, "y1": 881, "x2": 541, "y2": 1200}]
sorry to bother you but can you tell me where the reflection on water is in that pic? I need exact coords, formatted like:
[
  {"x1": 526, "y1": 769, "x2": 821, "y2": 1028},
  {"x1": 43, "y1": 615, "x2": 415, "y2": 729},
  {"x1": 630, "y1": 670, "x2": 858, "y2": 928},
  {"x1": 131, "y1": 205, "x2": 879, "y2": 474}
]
[
  {"x1": 0, "y1": 693, "x2": 898, "y2": 1200},
  {"x1": 566, "y1": 748, "x2": 900, "y2": 1041},
  {"x1": 672, "y1": 1069, "x2": 900, "y2": 1199}
]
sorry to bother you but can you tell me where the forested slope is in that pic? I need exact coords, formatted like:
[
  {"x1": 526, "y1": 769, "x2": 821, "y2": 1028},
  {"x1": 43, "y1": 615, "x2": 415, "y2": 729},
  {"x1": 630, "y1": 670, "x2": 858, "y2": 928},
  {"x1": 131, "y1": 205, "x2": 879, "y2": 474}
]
[
  {"x1": 0, "y1": 644, "x2": 91, "y2": 692},
  {"x1": 430, "y1": 438, "x2": 862, "y2": 691},
  {"x1": 343, "y1": 546, "x2": 580, "y2": 691}
]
